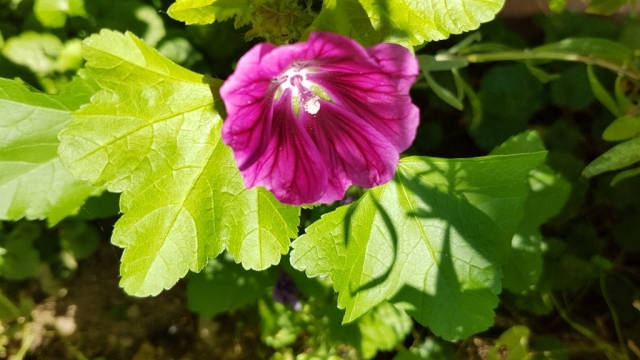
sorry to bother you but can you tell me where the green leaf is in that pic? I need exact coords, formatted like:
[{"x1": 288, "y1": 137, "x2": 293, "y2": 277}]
[
  {"x1": 531, "y1": 336, "x2": 569, "y2": 360},
  {"x1": 547, "y1": 0, "x2": 567, "y2": 12},
  {"x1": 58, "y1": 30, "x2": 300, "y2": 297},
  {"x1": 491, "y1": 132, "x2": 571, "y2": 294},
  {"x1": 2, "y1": 32, "x2": 62, "y2": 75},
  {"x1": 167, "y1": 0, "x2": 252, "y2": 26},
  {"x1": 586, "y1": 0, "x2": 629, "y2": 15},
  {"x1": 88, "y1": 0, "x2": 166, "y2": 48},
  {"x1": 291, "y1": 153, "x2": 546, "y2": 341},
  {"x1": 533, "y1": 38, "x2": 635, "y2": 66},
  {"x1": 0, "y1": 222, "x2": 42, "y2": 280},
  {"x1": 603, "y1": 115, "x2": 640, "y2": 141},
  {"x1": 471, "y1": 64, "x2": 546, "y2": 150},
  {"x1": 258, "y1": 298, "x2": 301, "y2": 349},
  {"x1": 34, "y1": 0, "x2": 87, "y2": 28},
  {"x1": 58, "y1": 219, "x2": 100, "y2": 260},
  {"x1": 525, "y1": 63, "x2": 560, "y2": 84},
  {"x1": 611, "y1": 167, "x2": 640, "y2": 186},
  {"x1": 0, "y1": 75, "x2": 102, "y2": 225},
  {"x1": 489, "y1": 326, "x2": 531, "y2": 360},
  {"x1": 187, "y1": 253, "x2": 277, "y2": 317},
  {"x1": 418, "y1": 56, "x2": 466, "y2": 111},
  {"x1": 393, "y1": 337, "x2": 456, "y2": 360},
  {"x1": 260, "y1": 295, "x2": 410, "y2": 358},
  {"x1": 74, "y1": 191, "x2": 120, "y2": 220},
  {"x1": 587, "y1": 64, "x2": 621, "y2": 117},
  {"x1": 550, "y1": 65, "x2": 594, "y2": 111},
  {"x1": 357, "y1": 302, "x2": 412, "y2": 358},
  {"x1": 582, "y1": 137, "x2": 640, "y2": 178},
  {"x1": 0, "y1": 291, "x2": 21, "y2": 321},
  {"x1": 614, "y1": 75, "x2": 635, "y2": 113},
  {"x1": 309, "y1": 0, "x2": 506, "y2": 47}
]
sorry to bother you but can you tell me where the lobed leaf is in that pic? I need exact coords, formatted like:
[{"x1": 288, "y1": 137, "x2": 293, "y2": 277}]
[
  {"x1": 491, "y1": 131, "x2": 571, "y2": 294},
  {"x1": 310, "y1": 0, "x2": 506, "y2": 47},
  {"x1": 58, "y1": 30, "x2": 299, "y2": 297},
  {"x1": 291, "y1": 152, "x2": 546, "y2": 340},
  {"x1": 0, "y1": 75, "x2": 102, "y2": 225},
  {"x1": 33, "y1": 0, "x2": 87, "y2": 28},
  {"x1": 167, "y1": 0, "x2": 252, "y2": 26}
]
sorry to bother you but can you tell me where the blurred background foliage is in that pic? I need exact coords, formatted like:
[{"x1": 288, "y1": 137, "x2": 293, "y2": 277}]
[{"x1": 0, "y1": 0, "x2": 639, "y2": 359}]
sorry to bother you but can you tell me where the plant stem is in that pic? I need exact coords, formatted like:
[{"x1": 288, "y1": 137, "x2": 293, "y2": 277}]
[
  {"x1": 443, "y1": 51, "x2": 640, "y2": 81},
  {"x1": 601, "y1": 275, "x2": 630, "y2": 360},
  {"x1": 543, "y1": 292, "x2": 623, "y2": 360}
]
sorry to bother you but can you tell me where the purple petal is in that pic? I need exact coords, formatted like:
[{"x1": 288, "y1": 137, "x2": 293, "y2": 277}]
[
  {"x1": 367, "y1": 42, "x2": 420, "y2": 91},
  {"x1": 221, "y1": 43, "x2": 279, "y2": 167},
  {"x1": 310, "y1": 71, "x2": 419, "y2": 152},
  {"x1": 236, "y1": 90, "x2": 328, "y2": 205},
  {"x1": 301, "y1": 99, "x2": 399, "y2": 203},
  {"x1": 220, "y1": 32, "x2": 420, "y2": 205}
]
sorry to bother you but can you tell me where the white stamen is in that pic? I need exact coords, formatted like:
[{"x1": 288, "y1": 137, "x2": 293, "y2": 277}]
[
  {"x1": 277, "y1": 66, "x2": 324, "y2": 115},
  {"x1": 303, "y1": 97, "x2": 320, "y2": 115}
]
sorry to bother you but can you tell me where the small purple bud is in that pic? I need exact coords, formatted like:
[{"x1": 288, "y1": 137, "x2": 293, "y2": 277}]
[{"x1": 272, "y1": 270, "x2": 301, "y2": 311}]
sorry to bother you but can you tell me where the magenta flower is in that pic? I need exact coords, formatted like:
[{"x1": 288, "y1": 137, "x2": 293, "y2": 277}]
[{"x1": 220, "y1": 32, "x2": 420, "y2": 205}]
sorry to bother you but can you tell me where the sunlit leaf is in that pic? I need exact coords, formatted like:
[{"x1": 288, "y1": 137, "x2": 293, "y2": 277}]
[
  {"x1": 291, "y1": 152, "x2": 546, "y2": 340},
  {"x1": 309, "y1": 0, "x2": 506, "y2": 47},
  {"x1": 167, "y1": 0, "x2": 252, "y2": 26},
  {"x1": 59, "y1": 30, "x2": 299, "y2": 297},
  {"x1": 0, "y1": 75, "x2": 102, "y2": 225},
  {"x1": 489, "y1": 326, "x2": 531, "y2": 360},
  {"x1": 33, "y1": 0, "x2": 87, "y2": 28}
]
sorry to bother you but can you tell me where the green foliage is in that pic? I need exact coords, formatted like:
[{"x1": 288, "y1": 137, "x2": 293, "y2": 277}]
[
  {"x1": 586, "y1": 0, "x2": 632, "y2": 15},
  {"x1": 58, "y1": 218, "x2": 99, "y2": 260},
  {"x1": 187, "y1": 253, "x2": 277, "y2": 317},
  {"x1": 491, "y1": 132, "x2": 571, "y2": 294},
  {"x1": 168, "y1": 0, "x2": 504, "y2": 47},
  {"x1": 33, "y1": 0, "x2": 87, "y2": 28},
  {"x1": 260, "y1": 296, "x2": 411, "y2": 359},
  {"x1": 1, "y1": 0, "x2": 640, "y2": 357},
  {"x1": 583, "y1": 137, "x2": 640, "y2": 180},
  {"x1": 0, "y1": 222, "x2": 42, "y2": 280},
  {"x1": 168, "y1": 0, "x2": 313, "y2": 43},
  {"x1": 550, "y1": 65, "x2": 594, "y2": 110},
  {"x1": 471, "y1": 64, "x2": 546, "y2": 150},
  {"x1": 58, "y1": 30, "x2": 300, "y2": 296},
  {"x1": 488, "y1": 326, "x2": 531, "y2": 360},
  {"x1": 311, "y1": 0, "x2": 505, "y2": 47},
  {"x1": 547, "y1": 0, "x2": 567, "y2": 13},
  {"x1": 0, "y1": 75, "x2": 102, "y2": 225},
  {"x1": 168, "y1": 0, "x2": 253, "y2": 26},
  {"x1": 291, "y1": 151, "x2": 546, "y2": 341}
]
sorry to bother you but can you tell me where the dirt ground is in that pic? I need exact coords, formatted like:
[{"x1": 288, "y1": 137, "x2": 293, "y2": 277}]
[{"x1": 4, "y1": 238, "x2": 271, "y2": 360}]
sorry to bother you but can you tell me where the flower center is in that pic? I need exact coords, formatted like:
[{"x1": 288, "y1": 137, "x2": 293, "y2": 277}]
[{"x1": 273, "y1": 64, "x2": 330, "y2": 116}]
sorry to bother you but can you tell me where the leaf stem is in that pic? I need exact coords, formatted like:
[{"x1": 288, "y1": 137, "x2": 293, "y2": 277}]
[
  {"x1": 543, "y1": 292, "x2": 623, "y2": 360},
  {"x1": 600, "y1": 275, "x2": 630, "y2": 360},
  {"x1": 446, "y1": 51, "x2": 640, "y2": 81}
]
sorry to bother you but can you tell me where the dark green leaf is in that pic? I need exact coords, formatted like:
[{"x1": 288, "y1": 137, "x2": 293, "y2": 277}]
[{"x1": 187, "y1": 254, "x2": 277, "y2": 317}]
